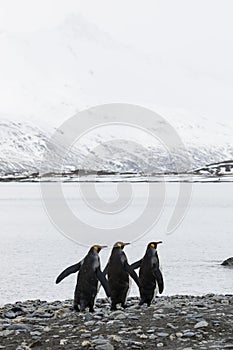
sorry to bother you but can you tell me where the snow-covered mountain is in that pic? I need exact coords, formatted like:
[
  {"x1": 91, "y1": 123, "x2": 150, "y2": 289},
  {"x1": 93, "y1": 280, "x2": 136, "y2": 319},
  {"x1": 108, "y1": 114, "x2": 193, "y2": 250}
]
[
  {"x1": 0, "y1": 118, "x2": 232, "y2": 177},
  {"x1": 0, "y1": 14, "x2": 233, "y2": 177}
]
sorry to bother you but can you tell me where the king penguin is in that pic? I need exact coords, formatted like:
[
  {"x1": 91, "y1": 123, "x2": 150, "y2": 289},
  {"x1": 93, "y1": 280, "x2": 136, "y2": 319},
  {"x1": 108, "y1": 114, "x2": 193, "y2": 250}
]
[
  {"x1": 131, "y1": 241, "x2": 164, "y2": 306},
  {"x1": 104, "y1": 242, "x2": 141, "y2": 311},
  {"x1": 56, "y1": 245, "x2": 110, "y2": 312}
]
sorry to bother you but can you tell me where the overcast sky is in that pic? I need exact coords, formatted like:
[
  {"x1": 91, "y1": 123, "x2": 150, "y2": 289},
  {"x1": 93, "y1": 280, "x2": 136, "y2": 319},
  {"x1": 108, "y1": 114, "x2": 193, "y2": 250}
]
[
  {"x1": 1, "y1": 0, "x2": 233, "y2": 52},
  {"x1": 0, "y1": 0, "x2": 233, "y2": 130}
]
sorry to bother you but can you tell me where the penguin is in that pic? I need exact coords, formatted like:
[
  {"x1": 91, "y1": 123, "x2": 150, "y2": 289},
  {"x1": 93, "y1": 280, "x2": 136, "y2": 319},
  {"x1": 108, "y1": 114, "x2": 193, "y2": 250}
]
[
  {"x1": 56, "y1": 245, "x2": 110, "y2": 312},
  {"x1": 104, "y1": 242, "x2": 141, "y2": 311},
  {"x1": 131, "y1": 241, "x2": 164, "y2": 306}
]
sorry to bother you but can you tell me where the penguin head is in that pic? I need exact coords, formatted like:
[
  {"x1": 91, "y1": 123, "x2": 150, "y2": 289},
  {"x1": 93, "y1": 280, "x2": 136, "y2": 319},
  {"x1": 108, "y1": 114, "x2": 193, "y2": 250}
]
[
  {"x1": 148, "y1": 241, "x2": 162, "y2": 251},
  {"x1": 92, "y1": 245, "x2": 107, "y2": 253},
  {"x1": 113, "y1": 242, "x2": 130, "y2": 250}
]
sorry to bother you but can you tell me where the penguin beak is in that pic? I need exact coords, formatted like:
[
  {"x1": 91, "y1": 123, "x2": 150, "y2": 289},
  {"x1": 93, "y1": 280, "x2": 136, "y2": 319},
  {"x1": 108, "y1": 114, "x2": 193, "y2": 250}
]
[
  {"x1": 156, "y1": 241, "x2": 163, "y2": 245},
  {"x1": 121, "y1": 242, "x2": 130, "y2": 249},
  {"x1": 94, "y1": 245, "x2": 107, "y2": 252}
]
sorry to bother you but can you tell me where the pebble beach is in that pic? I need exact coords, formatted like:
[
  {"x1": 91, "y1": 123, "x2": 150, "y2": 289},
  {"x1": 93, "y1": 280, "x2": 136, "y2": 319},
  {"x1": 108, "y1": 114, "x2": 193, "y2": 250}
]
[{"x1": 1, "y1": 294, "x2": 233, "y2": 350}]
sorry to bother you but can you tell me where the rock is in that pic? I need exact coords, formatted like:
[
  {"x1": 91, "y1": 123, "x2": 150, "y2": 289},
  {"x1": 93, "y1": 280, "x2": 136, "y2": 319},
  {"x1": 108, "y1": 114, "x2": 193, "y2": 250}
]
[
  {"x1": 4, "y1": 311, "x2": 16, "y2": 319},
  {"x1": 157, "y1": 343, "x2": 164, "y2": 348},
  {"x1": 8, "y1": 324, "x2": 31, "y2": 331},
  {"x1": 169, "y1": 334, "x2": 176, "y2": 341},
  {"x1": 108, "y1": 335, "x2": 121, "y2": 342},
  {"x1": 167, "y1": 323, "x2": 177, "y2": 330},
  {"x1": 95, "y1": 344, "x2": 114, "y2": 350},
  {"x1": 93, "y1": 339, "x2": 109, "y2": 345},
  {"x1": 222, "y1": 257, "x2": 233, "y2": 266},
  {"x1": 149, "y1": 334, "x2": 157, "y2": 340},
  {"x1": 157, "y1": 332, "x2": 169, "y2": 337},
  {"x1": 32, "y1": 310, "x2": 53, "y2": 318},
  {"x1": 140, "y1": 334, "x2": 147, "y2": 339},
  {"x1": 183, "y1": 331, "x2": 196, "y2": 338},
  {"x1": 82, "y1": 340, "x2": 91, "y2": 347},
  {"x1": 30, "y1": 331, "x2": 42, "y2": 336},
  {"x1": 60, "y1": 339, "x2": 68, "y2": 345},
  {"x1": 147, "y1": 329, "x2": 155, "y2": 334},
  {"x1": 110, "y1": 311, "x2": 125, "y2": 320},
  {"x1": 92, "y1": 328, "x2": 100, "y2": 333},
  {"x1": 80, "y1": 333, "x2": 91, "y2": 338},
  {"x1": 176, "y1": 332, "x2": 183, "y2": 338},
  {"x1": 84, "y1": 320, "x2": 95, "y2": 326},
  {"x1": 0, "y1": 330, "x2": 15, "y2": 337},
  {"x1": 194, "y1": 320, "x2": 209, "y2": 329}
]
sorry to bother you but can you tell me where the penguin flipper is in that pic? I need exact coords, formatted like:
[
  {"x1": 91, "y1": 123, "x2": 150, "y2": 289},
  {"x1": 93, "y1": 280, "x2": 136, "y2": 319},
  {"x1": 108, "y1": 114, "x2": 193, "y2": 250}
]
[
  {"x1": 131, "y1": 259, "x2": 142, "y2": 270},
  {"x1": 103, "y1": 263, "x2": 109, "y2": 277},
  {"x1": 56, "y1": 261, "x2": 82, "y2": 284},
  {"x1": 96, "y1": 268, "x2": 110, "y2": 297},
  {"x1": 154, "y1": 268, "x2": 164, "y2": 294},
  {"x1": 125, "y1": 262, "x2": 141, "y2": 288}
]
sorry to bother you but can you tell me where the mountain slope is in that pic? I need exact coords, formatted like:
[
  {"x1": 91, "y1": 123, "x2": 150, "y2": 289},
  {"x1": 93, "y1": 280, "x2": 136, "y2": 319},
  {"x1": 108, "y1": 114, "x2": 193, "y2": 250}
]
[{"x1": 0, "y1": 119, "x2": 232, "y2": 177}]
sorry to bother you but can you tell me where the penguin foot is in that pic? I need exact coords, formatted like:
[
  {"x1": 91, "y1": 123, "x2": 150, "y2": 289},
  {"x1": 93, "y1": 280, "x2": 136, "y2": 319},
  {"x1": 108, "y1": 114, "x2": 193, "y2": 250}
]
[
  {"x1": 73, "y1": 304, "x2": 80, "y2": 312},
  {"x1": 121, "y1": 303, "x2": 129, "y2": 309},
  {"x1": 110, "y1": 305, "x2": 117, "y2": 311}
]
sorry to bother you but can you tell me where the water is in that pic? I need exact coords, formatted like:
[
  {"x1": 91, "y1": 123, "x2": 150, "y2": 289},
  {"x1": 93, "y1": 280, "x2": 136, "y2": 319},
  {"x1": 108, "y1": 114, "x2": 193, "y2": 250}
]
[{"x1": 0, "y1": 182, "x2": 232, "y2": 305}]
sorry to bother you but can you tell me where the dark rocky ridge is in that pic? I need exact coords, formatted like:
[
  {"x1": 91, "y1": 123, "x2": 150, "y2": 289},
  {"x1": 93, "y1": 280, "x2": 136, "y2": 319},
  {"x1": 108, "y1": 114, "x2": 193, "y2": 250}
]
[
  {"x1": 222, "y1": 257, "x2": 233, "y2": 266},
  {"x1": 0, "y1": 295, "x2": 233, "y2": 350}
]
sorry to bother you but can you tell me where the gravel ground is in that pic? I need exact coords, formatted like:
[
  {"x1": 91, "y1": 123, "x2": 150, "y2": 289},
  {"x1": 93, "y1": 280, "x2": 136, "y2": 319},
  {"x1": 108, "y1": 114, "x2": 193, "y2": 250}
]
[{"x1": 0, "y1": 295, "x2": 233, "y2": 350}]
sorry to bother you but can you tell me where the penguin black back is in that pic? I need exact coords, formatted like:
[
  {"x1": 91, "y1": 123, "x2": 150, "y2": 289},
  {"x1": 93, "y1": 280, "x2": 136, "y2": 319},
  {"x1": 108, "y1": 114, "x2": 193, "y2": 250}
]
[
  {"x1": 56, "y1": 245, "x2": 110, "y2": 312},
  {"x1": 131, "y1": 241, "x2": 164, "y2": 306},
  {"x1": 105, "y1": 242, "x2": 141, "y2": 311}
]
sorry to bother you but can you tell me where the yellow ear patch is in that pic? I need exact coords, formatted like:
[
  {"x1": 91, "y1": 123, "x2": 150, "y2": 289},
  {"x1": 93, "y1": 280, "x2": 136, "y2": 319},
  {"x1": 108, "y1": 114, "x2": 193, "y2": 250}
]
[
  {"x1": 94, "y1": 246, "x2": 99, "y2": 252},
  {"x1": 117, "y1": 243, "x2": 122, "y2": 248},
  {"x1": 150, "y1": 243, "x2": 155, "y2": 248}
]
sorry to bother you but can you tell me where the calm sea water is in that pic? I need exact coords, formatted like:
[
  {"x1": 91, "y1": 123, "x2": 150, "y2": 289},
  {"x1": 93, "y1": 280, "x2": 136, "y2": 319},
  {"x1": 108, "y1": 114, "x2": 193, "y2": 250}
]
[{"x1": 0, "y1": 182, "x2": 232, "y2": 305}]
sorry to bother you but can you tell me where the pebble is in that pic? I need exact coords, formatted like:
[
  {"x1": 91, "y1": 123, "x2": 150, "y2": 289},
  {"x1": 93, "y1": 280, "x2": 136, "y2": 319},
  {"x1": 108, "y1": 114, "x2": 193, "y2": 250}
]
[
  {"x1": 110, "y1": 311, "x2": 125, "y2": 320},
  {"x1": 139, "y1": 334, "x2": 147, "y2": 339},
  {"x1": 108, "y1": 335, "x2": 121, "y2": 342},
  {"x1": 4, "y1": 312, "x2": 16, "y2": 319},
  {"x1": 149, "y1": 334, "x2": 157, "y2": 340},
  {"x1": 183, "y1": 331, "x2": 196, "y2": 338},
  {"x1": 194, "y1": 320, "x2": 209, "y2": 329},
  {"x1": 82, "y1": 340, "x2": 91, "y2": 347},
  {"x1": 0, "y1": 330, "x2": 15, "y2": 337},
  {"x1": 157, "y1": 332, "x2": 169, "y2": 337},
  {"x1": 8, "y1": 324, "x2": 31, "y2": 331},
  {"x1": 176, "y1": 332, "x2": 183, "y2": 338},
  {"x1": 84, "y1": 320, "x2": 95, "y2": 326},
  {"x1": 95, "y1": 344, "x2": 114, "y2": 350}
]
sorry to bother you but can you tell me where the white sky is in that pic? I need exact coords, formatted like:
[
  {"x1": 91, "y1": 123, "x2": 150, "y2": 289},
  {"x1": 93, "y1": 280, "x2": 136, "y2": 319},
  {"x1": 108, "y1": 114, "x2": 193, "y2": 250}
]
[
  {"x1": 1, "y1": 0, "x2": 233, "y2": 81},
  {"x1": 1, "y1": 0, "x2": 233, "y2": 49},
  {"x1": 0, "y1": 0, "x2": 233, "y2": 130}
]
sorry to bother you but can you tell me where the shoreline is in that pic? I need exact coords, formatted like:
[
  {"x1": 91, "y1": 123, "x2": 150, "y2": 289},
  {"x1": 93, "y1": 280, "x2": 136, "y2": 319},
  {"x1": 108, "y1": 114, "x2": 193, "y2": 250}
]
[{"x1": 1, "y1": 294, "x2": 232, "y2": 350}]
